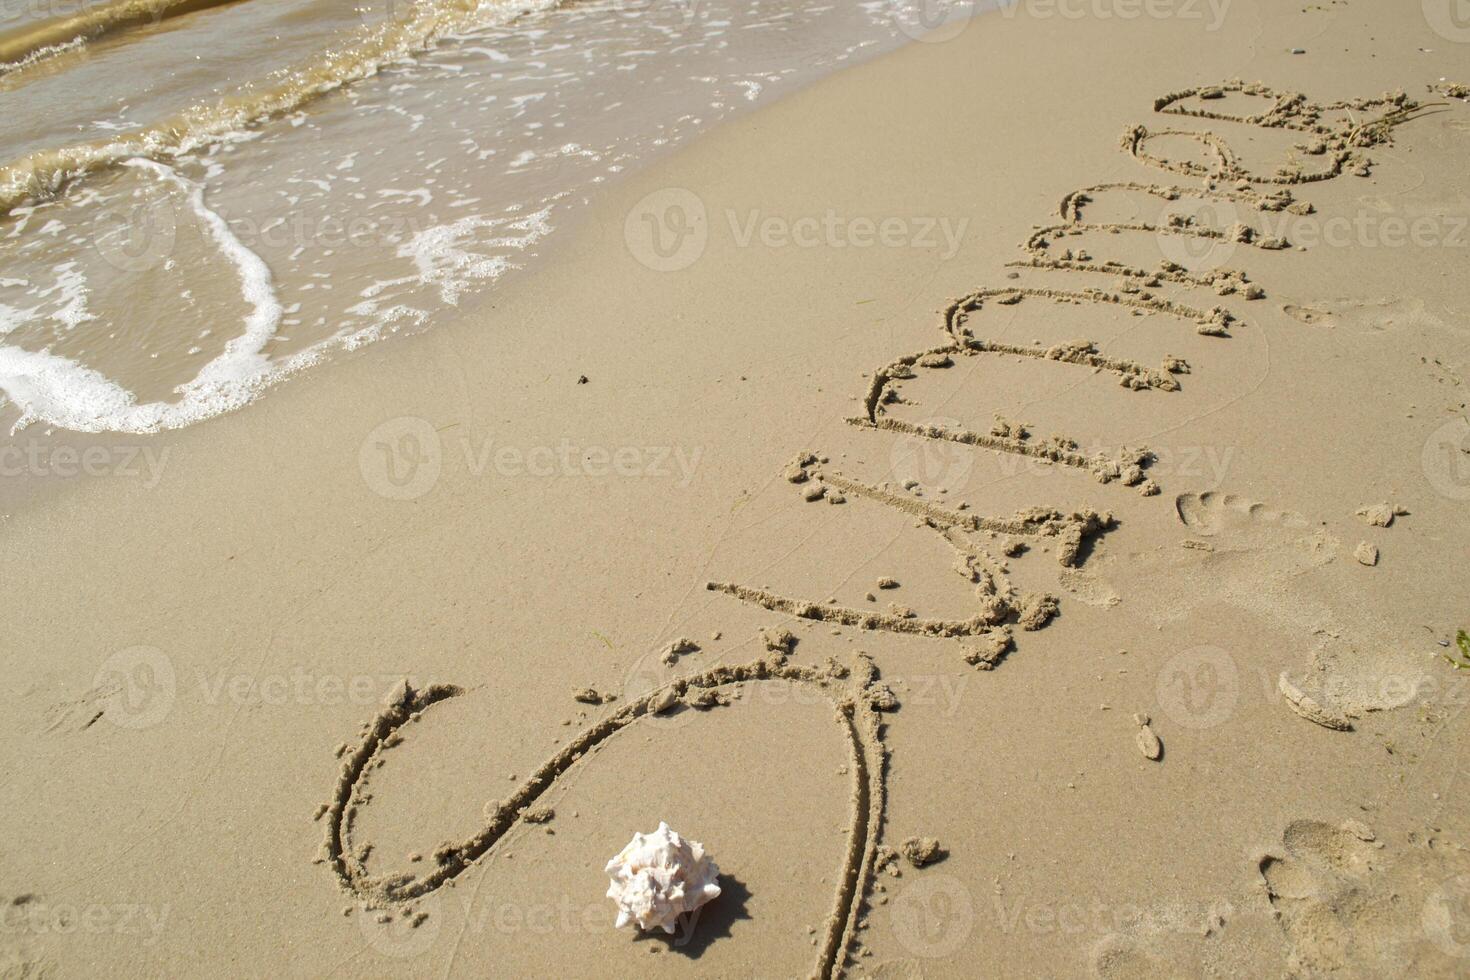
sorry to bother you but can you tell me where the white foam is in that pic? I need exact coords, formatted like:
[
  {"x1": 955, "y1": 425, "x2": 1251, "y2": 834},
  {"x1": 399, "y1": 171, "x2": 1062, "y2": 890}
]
[
  {"x1": 40, "y1": 262, "x2": 96, "y2": 330},
  {"x1": 0, "y1": 160, "x2": 283, "y2": 433},
  {"x1": 0, "y1": 36, "x2": 86, "y2": 75},
  {"x1": 0, "y1": 194, "x2": 553, "y2": 433},
  {"x1": 398, "y1": 207, "x2": 551, "y2": 305},
  {"x1": 0, "y1": 302, "x2": 35, "y2": 339},
  {"x1": 130, "y1": 160, "x2": 282, "y2": 389}
]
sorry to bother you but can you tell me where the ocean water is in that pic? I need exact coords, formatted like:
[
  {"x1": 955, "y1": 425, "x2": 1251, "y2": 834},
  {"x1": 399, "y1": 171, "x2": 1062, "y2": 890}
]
[{"x1": 0, "y1": 0, "x2": 976, "y2": 436}]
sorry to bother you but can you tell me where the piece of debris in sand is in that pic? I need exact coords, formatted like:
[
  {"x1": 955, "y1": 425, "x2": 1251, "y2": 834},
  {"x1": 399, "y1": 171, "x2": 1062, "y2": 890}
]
[
  {"x1": 1355, "y1": 502, "x2": 1405, "y2": 527},
  {"x1": 900, "y1": 836, "x2": 946, "y2": 867},
  {"x1": 963, "y1": 629, "x2": 1013, "y2": 670},
  {"x1": 649, "y1": 687, "x2": 680, "y2": 714},
  {"x1": 686, "y1": 689, "x2": 731, "y2": 710},
  {"x1": 761, "y1": 627, "x2": 796, "y2": 654},
  {"x1": 1134, "y1": 714, "x2": 1163, "y2": 761},
  {"x1": 574, "y1": 687, "x2": 615, "y2": 705},
  {"x1": 1354, "y1": 541, "x2": 1379, "y2": 566},
  {"x1": 660, "y1": 637, "x2": 700, "y2": 665},
  {"x1": 783, "y1": 452, "x2": 816, "y2": 484},
  {"x1": 1278, "y1": 673, "x2": 1352, "y2": 730}
]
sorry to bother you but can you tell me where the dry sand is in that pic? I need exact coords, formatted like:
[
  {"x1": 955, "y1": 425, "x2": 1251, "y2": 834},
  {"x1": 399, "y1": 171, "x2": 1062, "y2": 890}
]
[{"x1": 4, "y1": 0, "x2": 1470, "y2": 976}]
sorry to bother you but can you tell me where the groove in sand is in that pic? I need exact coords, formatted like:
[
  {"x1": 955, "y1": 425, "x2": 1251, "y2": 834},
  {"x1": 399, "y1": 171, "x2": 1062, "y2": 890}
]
[
  {"x1": 320, "y1": 654, "x2": 888, "y2": 980},
  {"x1": 313, "y1": 81, "x2": 1432, "y2": 977}
]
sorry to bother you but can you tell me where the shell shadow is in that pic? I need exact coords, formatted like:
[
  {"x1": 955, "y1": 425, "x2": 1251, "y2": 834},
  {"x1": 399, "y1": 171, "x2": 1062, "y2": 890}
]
[{"x1": 632, "y1": 873, "x2": 752, "y2": 959}]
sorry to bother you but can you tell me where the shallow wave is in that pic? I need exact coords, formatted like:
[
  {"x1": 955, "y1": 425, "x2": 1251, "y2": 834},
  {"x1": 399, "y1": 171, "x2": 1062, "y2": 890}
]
[
  {"x1": 0, "y1": 158, "x2": 282, "y2": 431},
  {"x1": 0, "y1": 0, "x2": 247, "y2": 67},
  {"x1": 0, "y1": 0, "x2": 914, "y2": 435},
  {"x1": 0, "y1": 0, "x2": 564, "y2": 217},
  {"x1": 0, "y1": 156, "x2": 551, "y2": 433}
]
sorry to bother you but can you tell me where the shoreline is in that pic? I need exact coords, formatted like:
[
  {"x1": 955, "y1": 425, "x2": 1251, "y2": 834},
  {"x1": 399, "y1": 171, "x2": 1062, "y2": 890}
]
[
  {"x1": 0, "y1": 0, "x2": 948, "y2": 461},
  {"x1": 3, "y1": 1, "x2": 1470, "y2": 976}
]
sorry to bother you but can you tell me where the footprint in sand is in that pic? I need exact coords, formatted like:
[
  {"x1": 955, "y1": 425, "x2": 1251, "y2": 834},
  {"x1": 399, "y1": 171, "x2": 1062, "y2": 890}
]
[
  {"x1": 712, "y1": 82, "x2": 1434, "y2": 739},
  {"x1": 1057, "y1": 567, "x2": 1121, "y2": 608},
  {"x1": 1087, "y1": 888, "x2": 1240, "y2": 979},
  {"x1": 1091, "y1": 934, "x2": 1200, "y2": 980},
  {"x1": 1093, "y1": 819, "x2": 1470, "y2": 978},
  {"x1": 315, "y1": 82, "x2": 1441, "y2": 978},
  {"x1": 1258, "y1": 819, "x2": 1470, "y2": 977},
  {"x1": 841, "y1": 81, "x2": 1427, "y2": 512},
  {"x1": 1171, "y1": 489, "x2": 1331, "y2": 584},
  {"x1": 1175, "y1": 489, "x2": 1310, "y2": 539},
  {"x1": 1284, "y1": 296, "x2": 1448, "y2": 332},
  {"x1": 1282, "y1": 303, "x2": 1332, "y2": 324},
  {"x1": 1148, "y1": 491, "x2": 1424, "y2": 724}
]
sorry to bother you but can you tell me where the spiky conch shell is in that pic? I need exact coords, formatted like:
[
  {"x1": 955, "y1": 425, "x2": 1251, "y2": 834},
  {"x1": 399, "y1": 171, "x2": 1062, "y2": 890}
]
[{"x1": 604, "y1": 822, "x2": 722, "y2": 934}]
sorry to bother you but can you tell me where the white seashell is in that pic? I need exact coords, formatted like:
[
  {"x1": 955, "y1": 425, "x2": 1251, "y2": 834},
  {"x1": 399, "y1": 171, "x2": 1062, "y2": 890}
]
[{"x1": 604, "y1": 822, "x2": 721, "y2": 934}]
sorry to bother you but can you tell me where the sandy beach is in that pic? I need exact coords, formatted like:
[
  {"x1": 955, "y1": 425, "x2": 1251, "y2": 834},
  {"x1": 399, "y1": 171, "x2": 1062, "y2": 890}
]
[{"x1": 3, "y1": 0, "x2": 1470, "y2": 976}]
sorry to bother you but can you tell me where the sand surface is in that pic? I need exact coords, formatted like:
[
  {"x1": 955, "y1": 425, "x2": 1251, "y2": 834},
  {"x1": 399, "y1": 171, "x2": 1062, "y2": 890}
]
[{"x1": 4, "y1": 1, "x2": 1470, "y2": 976}]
